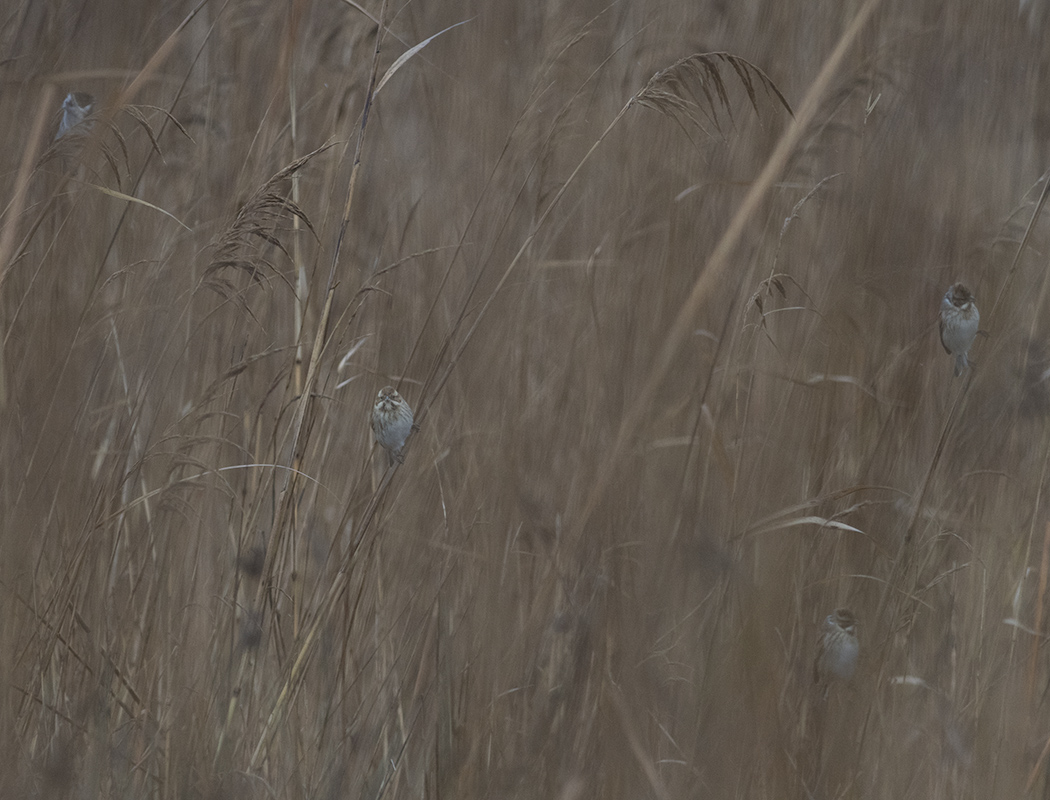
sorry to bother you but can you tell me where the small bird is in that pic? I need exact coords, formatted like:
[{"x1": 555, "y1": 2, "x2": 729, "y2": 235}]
[
  {"x1": 55, "y1": 91, "x2": 96, "y2": 141},
  {"x1": 939, "y1": 283, "x2": 979, "y2": 378},
  {"x1": 814, "y1": 608, "x2": 859, "y2": 699},
  {"x1": 371, "y1": 386, "x2": 414, "y2": 464}
]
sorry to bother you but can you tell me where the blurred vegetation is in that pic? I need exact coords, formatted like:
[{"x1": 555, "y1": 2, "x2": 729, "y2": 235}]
[{"x1": 1, "y1": 0, "x2": 1049, "y2": 797}]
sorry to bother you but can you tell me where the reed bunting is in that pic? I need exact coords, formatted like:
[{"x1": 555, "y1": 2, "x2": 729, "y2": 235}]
[
  {"x1": 814, "y1": 608, "x2": 858, "y2": 699},
  {"x1": 371, "y1": 386, "x2": 414, "y2": 464},
  {"x1": 939, "y1": 283, "x2": 979, "y2": 378},
  {"x1": 55, "y1": 92, "x2": 95, "y2": 140}
]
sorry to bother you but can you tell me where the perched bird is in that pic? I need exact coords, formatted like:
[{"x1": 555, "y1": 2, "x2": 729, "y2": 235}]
[
  {"x1": 939, "y1": 283, "x2": 979, "y2": 378},
  {"x1": 814, "y1": 608, "x2": 859, "y2": 699},
  {"x1": 371, "y1": 386, "x2": 414, "y2": 464},
  {"x1": 55, "y1": 91, "x2": 96, "y2": 140}
]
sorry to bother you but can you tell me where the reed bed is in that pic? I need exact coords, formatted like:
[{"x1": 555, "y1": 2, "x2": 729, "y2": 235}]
[{"x1": 1, "y1": 0, "x2": 1049, "y2": 797}]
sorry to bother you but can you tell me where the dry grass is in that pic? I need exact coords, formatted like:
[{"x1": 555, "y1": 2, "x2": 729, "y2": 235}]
[{"x1": 2, "y1": 0, "x2": 1050, "y2": 797}]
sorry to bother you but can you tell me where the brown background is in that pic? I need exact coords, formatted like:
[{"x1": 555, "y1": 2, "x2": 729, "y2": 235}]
[{"x1": 1, "y1": 0, "x2": 1048, "y2": 797}]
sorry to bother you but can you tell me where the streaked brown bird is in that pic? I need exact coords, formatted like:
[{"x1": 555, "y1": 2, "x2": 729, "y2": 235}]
[
  {"x1": 814, "y1": 608, "x2": 859, "y2": 699},
  {"x1": 939, "y1": 283, "x2": 979, "y2": 378},
  {"x1": 371, "y1": 386, "x2": 413, "y2": 464},
  {"x1": 55, "y1": 91, "x2": 95, "y2": 140}
]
